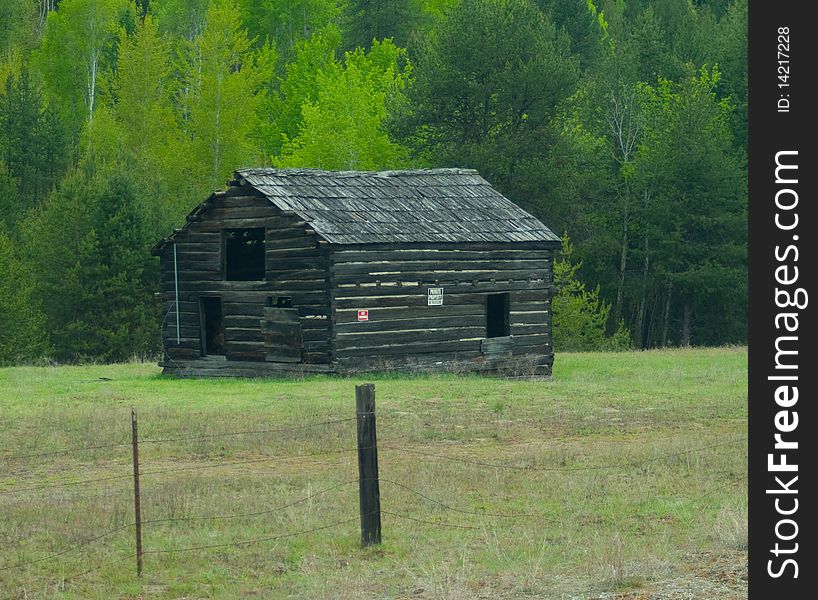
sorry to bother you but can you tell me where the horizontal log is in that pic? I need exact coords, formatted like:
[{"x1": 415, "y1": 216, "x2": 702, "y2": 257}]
[
  {"x1": 225, "y1": 327, "x2": 264, "y2": 342},
  {"x1": 333, "y1": 350, "x2": 485, "y2": 372},
  {"x1": 331, "y1": 269, "x2": 549, "y2": 287},
  {"x1": 330, "y1": 249, "x2": 553, "y2": 264},
  {"x1": 162, "y1": 270, "x2": 222, "y2": 283},
  {"x1": 219, "y1": 301, "x2": 330, "y2": 317},
  {"x1": 171, "y1": 250, "x2": 220, "y2": 260},
  {"x1": 266, "y1": 255, "x2": 328, "y2": 268},
  {"x1": 336, "y1": 326, "x2": 485, "y2": 347},
  {"x1": 264, "y1": 236, "x2": 319, "y2": 250},
  {"x1": 164, "y1": 347, "x2": 202, "y2": 360},
  {"x1": 330, "y1": 259, "x2": 549, "y2": 277},
  {"x1": 334, "y1": 314, "x2": 481, "y2": 333},
  {"x1": 334, "y1": 338, "x2": 483, "y2": 358},
  {"x1": 216, "y1": 192, "x2": 269, "y2": 205},
  {"x1": 265, "y1": 351, "x2": 302, "y2": 363},
  {"x1": 334, "y1": 304, "x2": 483, "y2": 324},
  {"x1": 332, "y1": 280, "x2": 552, "y2": 299},
  {"x1": 163, "y1": 336, "x2": 201, "y2": 347},
  {"x1": 161, "y1": 362, "x2": 334, "y2": 376},
  {"x1": 510, "y1": 324, "x2": 550, "y2": 336},
  {"x1": 302, "y1": 328, "x2": 330, "y2": 343},
  {"x1": 333, "y1": 288, "x2": 551, "y2": 308},
  {"x1": 204, "y1": 206, "x2": 282, "y2": 220},
  {"x1": 176, "y1": 231, "x2": 221, "y2": 243},
  {"x1": 302, "y1": 352, "x2": 331, "y2": 365},
  {"x1": 175, "y1": 257, "x2": 221, "y2": 271},
  {"x1": 330, "y1": 241, "x2": 558, "y2": 254},
  {"x1": 195, "y1": 217, "x2": 301, "y2": 232},
  {"x1": 161, "y1": 281, "x2": 329, "y2": 296},
  {"x1": 226, "y1": 350, "x2": 267, "y2": 362},
  {"x1": 162, "y1": 325, "x2": 201, "y2": 338},
  {"x1": 265, "y1": 269, "x2": 328, "y2": 282},
  {"x1": 159, "y1": 242, "x2": 218, "y2": 255}
]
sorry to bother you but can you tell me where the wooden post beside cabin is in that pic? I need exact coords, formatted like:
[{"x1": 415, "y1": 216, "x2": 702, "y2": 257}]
[{"x1": 152, "y1": 168, "x2": 560, "y2": 377}]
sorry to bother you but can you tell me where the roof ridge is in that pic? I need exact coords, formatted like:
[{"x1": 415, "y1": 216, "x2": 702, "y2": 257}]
[{"x1": 235, "y1": 167, "x2": 479, "y2": 178}]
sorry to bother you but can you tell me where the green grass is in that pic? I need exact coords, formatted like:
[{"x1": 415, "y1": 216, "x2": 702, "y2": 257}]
[{"x1": 0, "y1": 347, "x2": 747, "y2": 599}]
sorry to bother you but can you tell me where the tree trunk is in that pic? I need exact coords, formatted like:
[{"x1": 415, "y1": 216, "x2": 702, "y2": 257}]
[
  {"x1": 614, "y1": 206, "x2": 629, "y2": 325},
  {"x1": 634, "y1": 233, "x2": 650, "y2": 349},
  {"x1": 661, "y1": 282, "x2": 672, "y2": 347},
  {"x1": 681, "y1": 302, "x2": 692, "y2": 347}
]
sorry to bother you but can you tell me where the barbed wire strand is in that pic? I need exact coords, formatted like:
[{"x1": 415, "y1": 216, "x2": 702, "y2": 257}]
[
  {"x1": 142, "y1": 479, "x2": 357, "y2": 525},
  {"x1": 381, "y1": 436, "x2": 746, "y2": 473},
  {"x1": 142, "y1": 515, "x2": 362, "y2": 555},
  {"x1": 378, "y1": 478, "x2": 552, "y2": 519},
  {"x1": 381, "y1": 510, "x2": 480, "y2": 530},
  {"x1": 0, "y1": 417, "x2": 356, "y2": 462},
  {"x1": 0, "y1": 446, "x2": 365, "y2": 496},
  {"x1": 138, "y1": 417, "x2": 356, "y2": 445},
  {"x1": 0, "y1": 524, "x2": 131, "y2": 572}
]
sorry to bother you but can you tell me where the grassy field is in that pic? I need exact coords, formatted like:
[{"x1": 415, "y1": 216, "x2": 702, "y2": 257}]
[{"x1": 0, "y1": 348, "x2": 747, "y2": 599}]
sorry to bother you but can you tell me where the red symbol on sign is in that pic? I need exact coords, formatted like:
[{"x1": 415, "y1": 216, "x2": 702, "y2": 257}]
[{"x1": 357, "y1": 310, "x2": 369, "y2": 321}]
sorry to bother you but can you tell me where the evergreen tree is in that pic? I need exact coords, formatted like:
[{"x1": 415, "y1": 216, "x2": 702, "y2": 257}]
[
  {"x1": 552, "y1": 234, "x2": 631, "y2": 352},
  {"x1": 21, "y1": 170, "x2": 159, "y2": 361},
  {"x1": 400, "y1": 0, "x2": 579, "y2": 202},
  {"x1": 0, "y1": 231, "x2": 49, "y2": 364},
  {"x1": 239, "y1": 0, "x2": 341, "y2": 59},
  {"x1": 343, "y1": 0, "x2": 424, "y2": 51},
  {"x1": 0, "y1": 66, "x2": 68, "y2": 216}
]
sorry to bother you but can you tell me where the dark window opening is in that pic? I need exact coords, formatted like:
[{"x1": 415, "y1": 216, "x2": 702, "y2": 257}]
[
  {"x1": 486, "y1": 293, "x2": 510, "y2": 338},
  {"x1": 224, "y1": 228, "x2": 265, "y2": 281},
  {"x1": 200, "y1": 297, "x2": 225, "y2": 356}
]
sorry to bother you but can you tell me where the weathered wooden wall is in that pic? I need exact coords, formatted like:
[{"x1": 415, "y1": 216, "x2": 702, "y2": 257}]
[
  {"x1": 328, "y1": 243, "x2": 556, "y2": 375},
  {"x1": 158, "y1": 185, "x2": 332, "y2": 375}
]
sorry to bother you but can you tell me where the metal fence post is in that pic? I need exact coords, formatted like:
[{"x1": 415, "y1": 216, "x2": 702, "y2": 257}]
[{"x1": 131, "y1": 408, "x2": 143, "y2": 577}]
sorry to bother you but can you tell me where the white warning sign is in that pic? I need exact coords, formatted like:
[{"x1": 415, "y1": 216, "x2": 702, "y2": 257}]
[{"x1": 427, "y1": 287, "x2": 444, "y2": 306}]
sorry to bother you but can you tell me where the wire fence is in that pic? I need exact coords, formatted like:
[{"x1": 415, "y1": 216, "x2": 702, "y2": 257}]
[{"x1": 0, "y1": 384, "x2": 747, "y2": 597}]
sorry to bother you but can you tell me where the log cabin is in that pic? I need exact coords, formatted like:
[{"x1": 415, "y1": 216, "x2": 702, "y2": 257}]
[{"x1": 152, "y1": 168, "x2": 561, "y2": 377}]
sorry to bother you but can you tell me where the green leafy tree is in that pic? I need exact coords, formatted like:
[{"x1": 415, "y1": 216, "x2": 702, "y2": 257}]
[
  {"x1": 261, "y1": 25, "x2": 341, "y2": 157},
  {"x1": 181, "y1": 0, "x2": 275, "y2": 190},
  {"x1": 633, "y1": 66, "x2": 746, "y2": 346},
  {"x1": 112, "y1": 12, "x2": 184, "y2": 233},
  {"x1": 276, "y1": 39, "x2": 412, "y2": 169},
  {"x1": 35, "y1": 0, "x2": 132, "y2": 151}
]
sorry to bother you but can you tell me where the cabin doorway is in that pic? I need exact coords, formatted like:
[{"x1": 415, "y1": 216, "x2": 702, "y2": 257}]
[
  {"x1": 486, "y1": 293, "x2": 510, "y2": 338},
  {"x1": 200, "y1": 297, "x2": 225, "y2": 356}
]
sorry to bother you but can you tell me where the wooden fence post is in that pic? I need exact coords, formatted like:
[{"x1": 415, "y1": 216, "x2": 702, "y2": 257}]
[
  {"x1": 131, "y1": 408, "x2": 143, "y2": 577},
  {"x1": 356, "y1": 384, "x2": 381, "y2": 546}
]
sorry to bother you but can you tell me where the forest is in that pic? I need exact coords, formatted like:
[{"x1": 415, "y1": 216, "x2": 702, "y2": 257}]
[{"x1": 0, "y1": 0, "x2": 747, "y2": 364}]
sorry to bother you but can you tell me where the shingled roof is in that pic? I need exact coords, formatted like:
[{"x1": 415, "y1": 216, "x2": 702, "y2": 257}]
[{"x1": 160, "y1": 168, "x2": 560, "y2": 247}]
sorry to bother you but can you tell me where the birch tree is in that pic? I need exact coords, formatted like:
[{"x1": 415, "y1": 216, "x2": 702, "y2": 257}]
[{"x1": 182, "y1": 0, "x2": 275, "y2": 190}]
